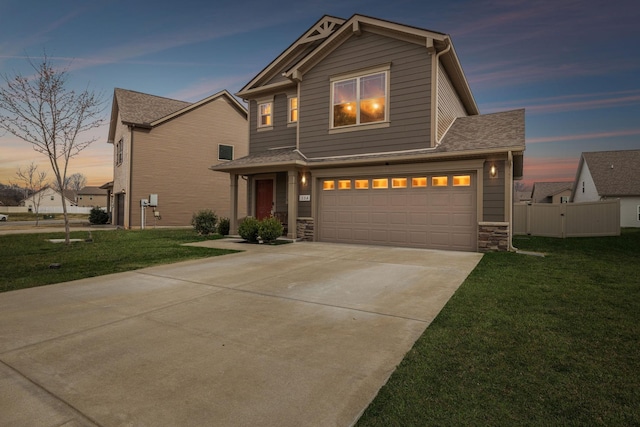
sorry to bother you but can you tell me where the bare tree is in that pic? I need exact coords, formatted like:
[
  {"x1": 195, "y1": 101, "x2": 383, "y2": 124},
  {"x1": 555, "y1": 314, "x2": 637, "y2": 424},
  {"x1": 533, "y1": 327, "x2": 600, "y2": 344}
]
[
  {"x1": 12, "y1": 162, "x2": 48, "y2": 225},
  {"x1": 68, "y1": 172, "x2": 87, "y2": 192},
  {"x1": 0, "y1": 53, "x2": 105, "y2": 243}
]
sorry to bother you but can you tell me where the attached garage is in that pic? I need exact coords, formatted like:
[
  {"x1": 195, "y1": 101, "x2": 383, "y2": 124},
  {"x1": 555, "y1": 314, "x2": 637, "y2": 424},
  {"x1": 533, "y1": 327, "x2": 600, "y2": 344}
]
[{"x1": 318, "y1": 173, "x2": 477, "y2": 251}]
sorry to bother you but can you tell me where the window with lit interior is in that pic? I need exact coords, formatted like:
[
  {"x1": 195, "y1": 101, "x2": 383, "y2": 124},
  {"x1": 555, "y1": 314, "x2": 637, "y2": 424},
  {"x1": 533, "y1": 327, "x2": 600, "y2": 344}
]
[
  {"x1": 332, "y1": 71, "x2": 387, "y2": 128},
  {"x1": 258, "y1": 102, "x2": 272, "y2": 128},
  {"x1": 289, "y1": 97, "x2": 298, "y2": 123}
]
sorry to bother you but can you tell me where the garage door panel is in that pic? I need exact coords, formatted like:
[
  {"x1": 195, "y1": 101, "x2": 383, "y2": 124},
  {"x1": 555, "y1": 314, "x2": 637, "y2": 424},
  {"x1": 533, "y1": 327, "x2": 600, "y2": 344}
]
[
  {"x1": 371, "y1": 212, "x2": 387, "y2": 224},
  {"x1": 319, "y1": 173, "x2": 476, "y2": 251},
  {"x1": 452, "y1": 213, "x2": 474, "y2": 226},
  {"x1": 431, "y1": 213, "x2": 450, "y2": 226}
]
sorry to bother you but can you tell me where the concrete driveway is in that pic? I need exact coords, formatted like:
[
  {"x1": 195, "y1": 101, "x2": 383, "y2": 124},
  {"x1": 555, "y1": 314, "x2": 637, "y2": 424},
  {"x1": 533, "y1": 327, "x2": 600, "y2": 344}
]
[{"x1": 0, "y1": 241, "x2": 482, "y2": 426}]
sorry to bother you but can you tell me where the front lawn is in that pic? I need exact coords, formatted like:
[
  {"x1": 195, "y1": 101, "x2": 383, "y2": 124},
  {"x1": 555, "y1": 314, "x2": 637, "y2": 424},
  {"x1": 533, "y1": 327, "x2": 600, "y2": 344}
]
[
  {"x1": 0, "y1": 229, "x2": 237, "y2": 293},
  {"x1": 358, "y1": 229, "x2": 640, "y2": 426}
]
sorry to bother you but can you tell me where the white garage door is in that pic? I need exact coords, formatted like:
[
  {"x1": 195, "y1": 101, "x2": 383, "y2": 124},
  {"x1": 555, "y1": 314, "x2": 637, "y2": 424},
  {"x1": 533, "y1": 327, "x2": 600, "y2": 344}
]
[{"x1": 319, "y1": 173, "x2": 477, "y2": 251}]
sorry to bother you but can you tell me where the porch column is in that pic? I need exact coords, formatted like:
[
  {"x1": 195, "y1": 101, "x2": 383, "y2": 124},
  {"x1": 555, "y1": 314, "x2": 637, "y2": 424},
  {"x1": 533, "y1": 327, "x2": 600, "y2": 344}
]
[
  {"x1": 230, "y1": 173, "x2": 238, "y2": 235},
  {"x1": 287, "y1": 170, "x2": 298, "y2": 239}
]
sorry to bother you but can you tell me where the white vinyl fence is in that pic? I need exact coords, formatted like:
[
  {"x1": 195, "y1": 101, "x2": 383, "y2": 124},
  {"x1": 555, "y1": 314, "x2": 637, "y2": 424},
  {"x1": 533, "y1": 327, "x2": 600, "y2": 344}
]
[
  {"x1": 0, "y1": 206, "x2": 95, "y2": 214},
  {"x1": 514, "y1": 199, "x2": 620, "y2": 238}
]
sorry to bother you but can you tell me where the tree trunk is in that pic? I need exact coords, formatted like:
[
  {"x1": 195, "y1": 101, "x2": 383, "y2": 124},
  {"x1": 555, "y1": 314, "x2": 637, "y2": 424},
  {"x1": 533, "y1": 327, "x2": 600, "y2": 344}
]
[{"x1": 61, "y1": 191, "x2": 70, "y2": 244}]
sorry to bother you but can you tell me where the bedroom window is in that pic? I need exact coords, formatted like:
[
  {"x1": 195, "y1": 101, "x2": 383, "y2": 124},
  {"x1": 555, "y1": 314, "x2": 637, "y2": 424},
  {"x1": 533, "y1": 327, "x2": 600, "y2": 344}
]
[
  {"x1": 218, "y1": 144, "x2": 234, "y2": 161},
  {"x1": 258, "y1": 102, "x2": 272, "y2": 128},
  {"x1": 332, "y1": 70, "x2": 388, "y2": 128},
  {"x1": 289, "y1": 97, "x2": 298, "y2": 123}
]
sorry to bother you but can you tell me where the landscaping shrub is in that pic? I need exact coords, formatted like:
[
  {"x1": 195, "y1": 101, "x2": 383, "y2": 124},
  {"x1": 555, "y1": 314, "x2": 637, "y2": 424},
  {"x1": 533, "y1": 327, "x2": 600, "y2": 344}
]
[
  {"x1": 191, "y1": 209, "x2": 217, "y2": 235},
  {"x1": 258, "y1": 216, "x2": 284, "y2": 243},
  {"x1": 218, "y1": 217, "x2": 230, "y2": 236},
  {"x1": 89, "y1": 207, "x2": 109, "y2": 225},
  {"x1": 238, "y1": 216, "x2": 259, "y2": 243}
]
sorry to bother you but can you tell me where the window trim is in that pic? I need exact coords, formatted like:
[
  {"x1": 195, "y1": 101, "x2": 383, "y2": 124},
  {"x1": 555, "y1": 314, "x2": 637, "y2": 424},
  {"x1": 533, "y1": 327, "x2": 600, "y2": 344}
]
[
  {"x1": 218, "y1": 144, "x2": 234, "y2": 161},
  {"x1": 288, "y1": 96, "x2": 298, "y2": 124},
  {"x1": 116, "y1": 138, "x2": 123, "y2": 166},
  {"x1": 257, "y1": 98, "x2": 274, "y2": 130},
  {"x1": 330, "y1": 64, "x2": 390, "y2": 131}
]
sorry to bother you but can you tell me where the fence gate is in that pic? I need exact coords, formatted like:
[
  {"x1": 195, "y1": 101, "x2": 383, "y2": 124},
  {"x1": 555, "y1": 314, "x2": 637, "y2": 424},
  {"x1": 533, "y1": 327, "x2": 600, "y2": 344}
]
[{"x1": 514, "y1": 199, "x2": 620, "y2": 238}]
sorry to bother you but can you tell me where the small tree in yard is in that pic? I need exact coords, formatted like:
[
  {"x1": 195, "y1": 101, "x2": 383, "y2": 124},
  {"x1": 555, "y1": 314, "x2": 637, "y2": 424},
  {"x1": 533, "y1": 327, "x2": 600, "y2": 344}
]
[
  {"x1": 0, "y1": 54, "x2": 105, "y2": 244},
  {"x1": 12, "y1": 162, "x2": 47, "y2": 225}
]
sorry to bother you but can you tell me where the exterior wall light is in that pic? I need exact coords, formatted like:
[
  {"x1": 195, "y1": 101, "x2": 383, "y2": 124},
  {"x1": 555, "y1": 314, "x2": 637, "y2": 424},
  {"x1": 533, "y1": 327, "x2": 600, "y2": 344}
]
[
  {"x1": 490, "y1": 164, "x2": 498, "y2": 179},
  {"x1": 301, "y1": 173, "x2": 307, "y2": 186}
]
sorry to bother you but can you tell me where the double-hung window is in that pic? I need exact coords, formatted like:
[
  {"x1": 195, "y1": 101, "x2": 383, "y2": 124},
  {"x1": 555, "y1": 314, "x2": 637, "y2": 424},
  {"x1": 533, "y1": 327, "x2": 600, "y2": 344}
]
[
  {"x1": 289, "y1": 97, "x2": 298, "y2": 123},
  {"x1": 258, "y1": 102, "x2": 272, "y2": 128},
  {"x1": 116, "y1": 138, "x2": 123, "y2": 166},
  {"x1": 332, "y1": 68, "x2": 388, "y2": 128}
]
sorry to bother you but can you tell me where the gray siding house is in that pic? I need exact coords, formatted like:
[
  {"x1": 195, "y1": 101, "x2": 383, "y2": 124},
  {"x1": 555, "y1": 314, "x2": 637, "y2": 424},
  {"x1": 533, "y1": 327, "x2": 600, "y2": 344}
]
[{"x1": 212, "y1": 14, "x2": 525, "y2": 252}]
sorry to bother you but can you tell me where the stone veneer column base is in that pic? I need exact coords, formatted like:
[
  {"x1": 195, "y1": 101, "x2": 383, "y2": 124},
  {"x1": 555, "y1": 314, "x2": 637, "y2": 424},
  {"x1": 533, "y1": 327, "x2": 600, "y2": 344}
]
[
  {"x1": 296, "y1": 217, "x2": 314, "y2": 241},
  {"x1": 478, "y1": 222, "x2": 510, "y2": 252}
]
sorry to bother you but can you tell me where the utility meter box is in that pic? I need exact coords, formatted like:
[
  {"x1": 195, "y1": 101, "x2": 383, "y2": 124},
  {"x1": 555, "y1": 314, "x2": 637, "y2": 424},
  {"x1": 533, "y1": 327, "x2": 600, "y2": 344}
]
[{"x1": 148, "y1": 194, "x2": 158, "y2": 207}]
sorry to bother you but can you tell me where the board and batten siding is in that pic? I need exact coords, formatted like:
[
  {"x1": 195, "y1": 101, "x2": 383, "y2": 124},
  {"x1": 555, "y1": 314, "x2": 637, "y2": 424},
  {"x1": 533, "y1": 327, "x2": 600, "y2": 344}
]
[
  {"x1": 437, "y1": 61, "x2": 467, "y2": 141},
  {"x1": 129, "y1": 97, "x2": 248, "y2": 227},
  {"x1": 249, "y1": 91, "x2": 297, "y2": 154},
  {"x1": 483, "y1": 160, "x2": 506, "y2": 222},
  {"x1": 299, "y1": 31, "x2": 432, "y2": 158}
]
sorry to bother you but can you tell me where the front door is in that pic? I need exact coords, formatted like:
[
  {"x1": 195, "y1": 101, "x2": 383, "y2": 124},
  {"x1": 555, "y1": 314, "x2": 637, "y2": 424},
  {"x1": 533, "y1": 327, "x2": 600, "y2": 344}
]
[{"x1": 256, "y1": 179, "x2": 273, "y2": 220}]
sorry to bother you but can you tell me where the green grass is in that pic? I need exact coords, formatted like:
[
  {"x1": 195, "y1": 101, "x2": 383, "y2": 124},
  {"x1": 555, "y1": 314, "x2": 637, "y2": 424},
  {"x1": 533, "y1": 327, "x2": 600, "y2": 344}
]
[
  {"x1": 358, "y1": 229, "x2": 640, "y2": 426},
  {"x1": 0, "y1": 229, "x2": 237, "y2": 293}
]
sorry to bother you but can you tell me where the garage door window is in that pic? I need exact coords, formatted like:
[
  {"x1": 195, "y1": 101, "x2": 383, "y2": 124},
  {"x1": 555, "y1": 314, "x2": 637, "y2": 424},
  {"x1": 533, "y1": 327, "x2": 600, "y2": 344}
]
[
  {"x1": 432, "y1": 176, "x2": 448, "y2": 187},
  {"x1": 338, "y1": 180, "x2": 351, "y2": 190},
  {"x1": 453, "y1": 175, "x2": 471, "y2": 186},
  {"x1": 412, "y1": 177, "x2": 427, "y2": 188},
  {"x1": 372, "y1": 178, "x2": 389, "y2": 189},
  {"x1": 392, "y1": 178, "x2": 407, "y2": 188},
  {"x1": 323, "y1": 180, "x2": 335, "y2": 190},
  {"x1": 355, "y1": 179, "x2": 369, "y2": 189}
]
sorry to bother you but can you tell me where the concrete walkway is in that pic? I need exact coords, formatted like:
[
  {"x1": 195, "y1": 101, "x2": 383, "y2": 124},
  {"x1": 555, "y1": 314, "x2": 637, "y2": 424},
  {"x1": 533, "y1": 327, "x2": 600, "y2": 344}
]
[{"x1": 0, "y1": 240, "x2": 482, "y2": 426}]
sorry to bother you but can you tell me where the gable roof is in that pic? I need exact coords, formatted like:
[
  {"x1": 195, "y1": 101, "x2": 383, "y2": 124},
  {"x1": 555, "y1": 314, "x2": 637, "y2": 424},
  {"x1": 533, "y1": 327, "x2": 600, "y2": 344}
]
[
  {"x1": 107, "y1": 89, "x2": 247, "y2": 143},
  {"x1": 576, "y1": 149, "x2": 640, "y2": 197},
  {"x1": 531, "y1": 181, "x2": 573, "y2": 203},
  {"x1": 77, "y1": 186, "x2": 108, "y2": 196},
  {"x1": 237, "y1": 14, "x2": 478, "y2": 115}
]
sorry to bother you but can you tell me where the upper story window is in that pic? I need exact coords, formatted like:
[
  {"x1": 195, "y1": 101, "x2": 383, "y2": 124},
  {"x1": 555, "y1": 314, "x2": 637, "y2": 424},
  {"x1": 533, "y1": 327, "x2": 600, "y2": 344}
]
[
  {"x1": 331, "y1": 68, "x2": 388, "y2": 129},
  {"x1": 218, "y1": 144, "x2": 234, "y2": 161},
  {"x1": 289, "y1": 97, "x2": 298, "y2": 123},
  {"x1": 258, "y1": 102, "x2": 272, "y2": 128},
  {"x1": 116, "y1": 138, "x2": 123, "y2": 166}
]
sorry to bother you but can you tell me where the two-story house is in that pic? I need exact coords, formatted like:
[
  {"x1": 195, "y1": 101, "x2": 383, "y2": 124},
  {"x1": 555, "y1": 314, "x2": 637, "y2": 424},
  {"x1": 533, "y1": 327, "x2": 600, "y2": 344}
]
[
  {"x1": 108, "y1": 88, "x2": 248, "y2": 228},
  {"x1": 76, "y1": 186, "x2": 109, "y2": 208},
  {"x1": 212, "y1": 14, "x2": 525, "y2": 252}
]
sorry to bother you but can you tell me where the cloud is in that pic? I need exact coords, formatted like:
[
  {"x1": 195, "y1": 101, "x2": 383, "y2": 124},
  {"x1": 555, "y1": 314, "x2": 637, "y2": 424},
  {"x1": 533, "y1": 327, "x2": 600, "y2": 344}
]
[
  {"x1": 522, "y1": 156, "x2": 579, "y2": 185},
  {"x1": 527, "y1": 129, "x2": 640, "y2": 144},
  {"x1": 482, "y1": 89, "x2": 640, "y2": 115}
]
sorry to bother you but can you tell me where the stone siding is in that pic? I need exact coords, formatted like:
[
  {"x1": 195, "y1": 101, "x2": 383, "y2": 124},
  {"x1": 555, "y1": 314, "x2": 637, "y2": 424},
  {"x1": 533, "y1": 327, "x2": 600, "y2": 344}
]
[
  {"x1": 478, "y1": 222, "x2": 509, "y2": 252},
  {"x1": 296, "y1": 217, "x2": 314, "y2": 241}
]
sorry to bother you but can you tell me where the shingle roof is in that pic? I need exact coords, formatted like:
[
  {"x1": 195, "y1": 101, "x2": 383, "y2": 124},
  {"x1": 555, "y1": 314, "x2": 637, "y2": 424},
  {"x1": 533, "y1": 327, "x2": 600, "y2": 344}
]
[
  {"x1": 114, "y1": 88, "x2": 191, "y2": 125},
  {"x1": 77, "y1": 186, "x2": 108, "y2": 196},
  {"x1": 439, "y1": 109, "x2": 525, "y2": 152},
  {"x1": 583, "y1": 149, "x2": 640, "y2": 196},
  {"x1": 531, "y1": 181, "x2": 573, "y2": 203},
  {"x1": 212, "y1": 109, "x2": 525, "y2": 172}
]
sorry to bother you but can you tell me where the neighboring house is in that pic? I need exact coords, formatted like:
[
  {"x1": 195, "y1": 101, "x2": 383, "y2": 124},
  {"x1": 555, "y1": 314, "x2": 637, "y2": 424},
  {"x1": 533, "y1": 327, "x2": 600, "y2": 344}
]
[
  {"x1": 571, "y1": 149, "x2": 640, "y2": 227},
  {"x1": 514, "y1": 191, "x2": 532, "y2": 203},
  {"x1": 21, "y1": 187, "x2": 76, "y2": 211},
  {"x1": 531, "y1": 182, "x2": 573, "y2": 203},
  {"x1": 212, "y1": 14, "x2": 525, "y2": 252},
  {"x1": 107, "y1": 88, "x2": 248, "y2": 228},
  {"x1": 76, "y1": 186, "x2": 108, "y2": 207}
]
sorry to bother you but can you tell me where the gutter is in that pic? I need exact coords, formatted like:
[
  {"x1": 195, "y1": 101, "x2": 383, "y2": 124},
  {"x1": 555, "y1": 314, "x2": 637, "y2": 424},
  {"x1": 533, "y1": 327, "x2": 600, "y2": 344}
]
[{"x1": 507, "y1": 150, "x2": 519, "y2": 252}]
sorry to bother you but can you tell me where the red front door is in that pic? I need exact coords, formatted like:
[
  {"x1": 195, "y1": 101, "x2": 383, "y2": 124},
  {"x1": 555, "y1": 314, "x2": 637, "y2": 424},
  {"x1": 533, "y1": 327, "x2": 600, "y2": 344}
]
[{"x1": 256, "y1": 179, "x2": 273, "y2": 220}]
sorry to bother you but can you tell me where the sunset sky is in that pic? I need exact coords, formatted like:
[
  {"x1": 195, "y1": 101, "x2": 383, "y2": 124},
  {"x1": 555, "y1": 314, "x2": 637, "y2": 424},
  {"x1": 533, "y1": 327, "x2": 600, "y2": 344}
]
[{"x1": 1, "y1": 0, "x2": 638, "y2": 189}]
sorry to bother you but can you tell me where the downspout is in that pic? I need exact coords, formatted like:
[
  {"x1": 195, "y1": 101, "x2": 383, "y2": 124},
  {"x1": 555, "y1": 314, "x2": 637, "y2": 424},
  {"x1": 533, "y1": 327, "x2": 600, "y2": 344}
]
[
  {"x1": 507, "y1": 150, "x2": 519, "y2": 252},
  {"x1": 128, "y1": 125, "x2": 134, "y2": 229},
  {"x1": 434, "y1": 39, "x2": 451, "y2": 146}
]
